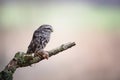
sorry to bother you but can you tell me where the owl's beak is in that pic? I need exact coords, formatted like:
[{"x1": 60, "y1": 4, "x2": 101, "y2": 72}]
[
  {"x1": 51, "y1": 29, "x2": 53, "y2": 32},
  {"x1": 50, "y1": 28, "x2": 53, "y2": 32}
]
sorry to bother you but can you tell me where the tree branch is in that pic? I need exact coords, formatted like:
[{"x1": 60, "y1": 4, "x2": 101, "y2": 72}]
[{"x1": 0, "y1": 42, "x2": 76, "y2": 80}]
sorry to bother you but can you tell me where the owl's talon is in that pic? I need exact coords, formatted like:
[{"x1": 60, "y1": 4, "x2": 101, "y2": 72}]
[
  {"x1": 42, "y1": 52, "x2": 49, "y2": 60},
  {"x1": 34, "y1": 50, "x2": 49, "y2": 60}
]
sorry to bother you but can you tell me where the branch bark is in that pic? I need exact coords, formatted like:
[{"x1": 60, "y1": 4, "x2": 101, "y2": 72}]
[{"x1": 0, "y1": 42, "x2": 76, "y2": 80}]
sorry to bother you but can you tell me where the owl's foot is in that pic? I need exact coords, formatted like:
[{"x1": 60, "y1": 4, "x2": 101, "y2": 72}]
[
  {"x1": 35, "y1": 50, "x2": 49, "y2": 60},
  {"x1": 42, "y1": 52, "x2": 49, "y2": 60}
]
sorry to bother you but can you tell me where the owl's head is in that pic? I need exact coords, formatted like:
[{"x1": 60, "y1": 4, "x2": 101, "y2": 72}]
[{"x1": 39, "y1": 24, "x2": 53, "y2": 33}]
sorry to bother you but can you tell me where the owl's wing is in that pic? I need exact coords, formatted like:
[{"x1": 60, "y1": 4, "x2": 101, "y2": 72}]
[{"x1": 27, "y1": 30, "x2": 41, "y2": 53}]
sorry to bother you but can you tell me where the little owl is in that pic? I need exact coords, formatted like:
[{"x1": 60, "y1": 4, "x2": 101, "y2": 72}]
[{"x1": 26, "y1": 24, "x2": 53, "y2": 59}]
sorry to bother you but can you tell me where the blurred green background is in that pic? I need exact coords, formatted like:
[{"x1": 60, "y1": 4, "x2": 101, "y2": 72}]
[
  {"x1": 1, "y1": 1, "x2": 120, "y2": 30},
  {"x1": 0, "y1": 0, "x2": 120, "y2": 80}
]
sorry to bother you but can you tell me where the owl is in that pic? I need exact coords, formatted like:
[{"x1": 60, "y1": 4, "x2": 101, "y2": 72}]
[{"x1": 26, "y1": 24, "x2": 53, "y2": 59}]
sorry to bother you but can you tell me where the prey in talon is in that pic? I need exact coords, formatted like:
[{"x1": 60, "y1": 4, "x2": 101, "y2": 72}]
[{"x1": 26, "y1": 24, "x2": 53, "y2": 59}]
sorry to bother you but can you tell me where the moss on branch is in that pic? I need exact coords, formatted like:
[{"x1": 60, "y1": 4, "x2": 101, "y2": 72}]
[{"x1": 0, "y1": 42, "x2": 76, "y2": 80}]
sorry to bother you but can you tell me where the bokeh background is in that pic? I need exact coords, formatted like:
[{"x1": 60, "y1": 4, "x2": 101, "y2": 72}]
[{"x1": 0, "y1": 0, "x2": 120, "y2": 80}]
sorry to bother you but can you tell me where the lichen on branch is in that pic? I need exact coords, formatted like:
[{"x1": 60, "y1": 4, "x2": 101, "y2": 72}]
[{"x1": 0, "y1": 42, "x2": 76, "y2": 80}]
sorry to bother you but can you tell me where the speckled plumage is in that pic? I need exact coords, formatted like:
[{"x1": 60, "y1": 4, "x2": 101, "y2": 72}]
[{"x1": 26, "y1": 24, "x2": 53, "y2": 54}]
